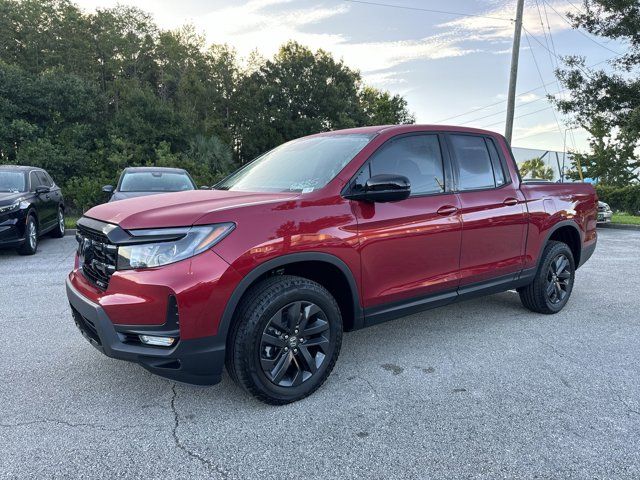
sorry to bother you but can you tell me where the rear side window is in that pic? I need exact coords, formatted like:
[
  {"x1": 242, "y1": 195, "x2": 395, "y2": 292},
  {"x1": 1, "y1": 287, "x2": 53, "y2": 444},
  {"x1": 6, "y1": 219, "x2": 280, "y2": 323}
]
[
  {"x1": 449, "y1": 135, "x2": 497, "y2": 191},
  {"x1": 366, "y1": 134, "x2": 446, "y2": 196},
  {"x1": 485, "y1": 139, "x2": 507, "y2": 186}
]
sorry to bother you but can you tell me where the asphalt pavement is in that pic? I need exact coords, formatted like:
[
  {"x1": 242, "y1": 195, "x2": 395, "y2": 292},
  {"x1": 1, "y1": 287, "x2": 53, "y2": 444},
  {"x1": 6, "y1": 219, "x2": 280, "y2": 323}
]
[{"x1": 1, "y1": 229, "x2": 639, "y2": 479}]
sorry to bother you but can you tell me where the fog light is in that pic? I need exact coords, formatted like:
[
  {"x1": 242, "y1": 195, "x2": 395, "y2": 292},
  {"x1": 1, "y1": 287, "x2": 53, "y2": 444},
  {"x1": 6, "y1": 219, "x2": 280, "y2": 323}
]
[{"x1": 139, "y1": 335, "x2": 176, "y2": 347}]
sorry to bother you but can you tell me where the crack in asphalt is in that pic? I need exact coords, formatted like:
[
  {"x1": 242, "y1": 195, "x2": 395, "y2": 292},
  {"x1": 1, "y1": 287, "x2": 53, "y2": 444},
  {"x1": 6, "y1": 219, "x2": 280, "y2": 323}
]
[
  {"x1": 0, "y1": 418, "x2": 130, "y2": 432},
  {"x1": 531, "y1": 331, "x2": 640, "y2": 417},
  {"x1": 170, "y1": 384, "x2": 231, "y2": 479}
]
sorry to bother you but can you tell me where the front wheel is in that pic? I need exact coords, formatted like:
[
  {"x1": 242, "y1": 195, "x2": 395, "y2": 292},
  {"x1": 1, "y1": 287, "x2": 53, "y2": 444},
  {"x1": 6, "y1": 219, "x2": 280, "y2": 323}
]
[
  {"x1": 226, "y1": 275, "x2": 343, "y2": 405},
  {"x1": 518, "y1": 241, "x2": 575, "y2": 314},
  {"x1": 17, "y1": 215, "x2": 38, "y2": 255}
]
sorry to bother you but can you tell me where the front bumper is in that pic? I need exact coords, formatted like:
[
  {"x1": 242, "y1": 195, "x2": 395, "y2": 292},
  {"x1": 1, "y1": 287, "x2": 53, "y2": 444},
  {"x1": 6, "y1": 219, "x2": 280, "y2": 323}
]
[
  {"x1": 66, "y1": 277, "x2": 226, "y2": 385},
  {"x1": 597, "y1": 210, "x2": 613, "y2": 223},
  {"x1": 0, "y1": 214, "x2": 27, "y2": 247}
]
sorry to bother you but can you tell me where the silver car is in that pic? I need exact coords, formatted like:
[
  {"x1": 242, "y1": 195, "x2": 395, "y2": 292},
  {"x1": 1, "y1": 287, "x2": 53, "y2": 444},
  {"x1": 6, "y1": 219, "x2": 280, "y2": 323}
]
[
  {"x1": 102, "y1": 167, "x2": 197, "y2": 202},
  {"x1": 597, "y1": 201, "x2": 613, "y2": 223}
]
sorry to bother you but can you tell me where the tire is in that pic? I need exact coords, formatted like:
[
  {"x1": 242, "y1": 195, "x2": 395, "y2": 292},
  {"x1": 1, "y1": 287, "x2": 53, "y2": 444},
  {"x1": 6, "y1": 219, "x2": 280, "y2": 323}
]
[
  {"x1": 226, "y1": 275, "x2": 343, "y2": 405},
  {"x1": 518, "y1": 241, "x2": 575, "y2": 314},
  {"x1": 50, "y1": 207, "x2": 65, "y2": 238},
  {"x1": 17, "y1": 214, "x2": 38, "y2": 255}
]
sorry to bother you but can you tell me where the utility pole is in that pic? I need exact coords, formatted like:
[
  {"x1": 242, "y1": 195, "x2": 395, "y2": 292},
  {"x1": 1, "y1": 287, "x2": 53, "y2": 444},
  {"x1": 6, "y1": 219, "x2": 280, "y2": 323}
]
[{"x1": 505, "y1": 0, "x2": 525, "y2": 144}]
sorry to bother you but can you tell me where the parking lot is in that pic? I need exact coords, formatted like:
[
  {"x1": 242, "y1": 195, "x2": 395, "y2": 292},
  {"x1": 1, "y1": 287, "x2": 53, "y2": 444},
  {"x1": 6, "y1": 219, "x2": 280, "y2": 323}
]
[{"x1": 1, "y1": 228, "x2": 639, "y2": 479}]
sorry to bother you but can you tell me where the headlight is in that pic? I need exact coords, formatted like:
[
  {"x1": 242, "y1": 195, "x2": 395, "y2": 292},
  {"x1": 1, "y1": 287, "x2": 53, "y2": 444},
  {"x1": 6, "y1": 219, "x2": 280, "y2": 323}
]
[
  {"x1": 117, "y1": 223, "x2": 235, "y2": 270},
  {"x1": 0, "y1": 200, "x2": 21, "y2": 215}
]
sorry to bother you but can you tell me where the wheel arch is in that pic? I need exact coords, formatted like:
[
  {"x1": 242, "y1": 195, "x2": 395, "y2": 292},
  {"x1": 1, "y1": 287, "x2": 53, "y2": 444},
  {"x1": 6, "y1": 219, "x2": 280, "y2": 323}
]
[
  {"x1": 539, "y1": 221, "x2": 582, "y2": 269},
  {"x1": 218, "y1": 253, "x2": 363, "y2": 345}
]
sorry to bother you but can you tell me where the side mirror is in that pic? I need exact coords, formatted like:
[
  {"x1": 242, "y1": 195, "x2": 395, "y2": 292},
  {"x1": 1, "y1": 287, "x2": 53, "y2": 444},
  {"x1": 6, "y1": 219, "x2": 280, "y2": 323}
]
[
  {"x1": 345, "y1": 174, "x2": 411, "y2": 203},
  {"x1": 35, "y1": 186, "x2": 50, "y2": 195},
  {"x1": 102, "y1": 185, "x2": 114, "y2": 194},
  {"x1": 199, "y1": 185, "x2": 210, "y2": 190}
]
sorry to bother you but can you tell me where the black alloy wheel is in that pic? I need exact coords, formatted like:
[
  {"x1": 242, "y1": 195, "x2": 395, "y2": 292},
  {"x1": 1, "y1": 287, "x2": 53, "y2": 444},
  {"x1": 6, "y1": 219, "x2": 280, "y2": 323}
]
[
  {"x1": 226, "y1": 275, "x2": 342, "y2": 405},
  {"x1": 260, "y1": 301, "x2": 330, "y2": 387},
  {"x1": 518, "y1": 240, "x2": 575, "y2": 314},
  {"x1": 546, "y1": 253, "x2": 571, "y2": 304}
]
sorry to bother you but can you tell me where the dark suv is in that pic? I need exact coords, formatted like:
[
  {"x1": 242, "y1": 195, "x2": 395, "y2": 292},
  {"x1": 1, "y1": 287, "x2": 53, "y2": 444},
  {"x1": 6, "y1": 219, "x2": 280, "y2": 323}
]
[
  {"x1": 0, "y1": 165, "x2": 65, "y2": 255},
  {"x1": 66, "y1": 125, "x2": 597, "y2": 404}
]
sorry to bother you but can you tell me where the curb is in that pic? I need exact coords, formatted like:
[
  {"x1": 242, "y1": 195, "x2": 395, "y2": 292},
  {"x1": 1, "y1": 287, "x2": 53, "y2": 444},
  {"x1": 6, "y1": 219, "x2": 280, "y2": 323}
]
[
  {"x1": 598, "y1": 223, "x2": 640, "y2": 231},
  {"x1": 65, "y1": 228, "x2": 77, "y2": 237}
]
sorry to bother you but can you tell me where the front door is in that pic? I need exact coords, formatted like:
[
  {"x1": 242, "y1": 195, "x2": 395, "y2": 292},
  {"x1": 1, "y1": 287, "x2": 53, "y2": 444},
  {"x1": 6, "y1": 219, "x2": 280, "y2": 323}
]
[{"x1": 349, "y1": 133, "x2": 463, "y2": 320}]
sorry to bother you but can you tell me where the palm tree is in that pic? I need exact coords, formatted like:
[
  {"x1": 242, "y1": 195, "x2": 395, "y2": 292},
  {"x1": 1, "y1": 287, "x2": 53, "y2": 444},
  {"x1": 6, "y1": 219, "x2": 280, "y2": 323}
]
[{"x1": 519, "y1": 157, "x2": 554, "y2": 180}]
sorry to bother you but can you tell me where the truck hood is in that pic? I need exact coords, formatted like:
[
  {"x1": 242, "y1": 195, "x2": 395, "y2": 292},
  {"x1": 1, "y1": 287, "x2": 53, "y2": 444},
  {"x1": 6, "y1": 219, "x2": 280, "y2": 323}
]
[{"x1": 84, "y1": 189, "x2": 299, "y2": 230}]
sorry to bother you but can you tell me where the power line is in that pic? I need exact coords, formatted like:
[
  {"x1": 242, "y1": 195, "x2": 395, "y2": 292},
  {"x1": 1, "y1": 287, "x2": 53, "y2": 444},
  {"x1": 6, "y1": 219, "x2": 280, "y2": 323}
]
[
  {"x1": 523, "y1": 30, "x2": 565, "y2": 139},
  {"x1": 542, "y1": 0, "x2": 621, "y2": 55},
  {"x1": 481, "y1": 106, "x2": 554, "y2": 129},
  {"x1": 343, "y1": 0, "x2": 514, "y2": 22},
  {"x1": 534, "y1": 0, "x2": 556, "y2": 70},
  {"x1": 458, "y1": 96, "x2": 547, "y2": 126}
]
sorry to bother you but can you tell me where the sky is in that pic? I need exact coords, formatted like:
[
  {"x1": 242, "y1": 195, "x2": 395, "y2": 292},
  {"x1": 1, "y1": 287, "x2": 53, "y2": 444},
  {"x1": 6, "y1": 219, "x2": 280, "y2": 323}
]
[{"x1": 74, "y1": 0, "x2": 626, "y2": 153}]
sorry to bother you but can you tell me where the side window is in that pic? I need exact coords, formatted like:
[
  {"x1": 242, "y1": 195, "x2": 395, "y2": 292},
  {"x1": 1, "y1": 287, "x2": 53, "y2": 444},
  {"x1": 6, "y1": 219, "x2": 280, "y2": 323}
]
[
  {"x1": 449, "y1": 134, "x2": 496, "y2": 191},
  {"x1": 43, "y1": 172, "x2": 55, "y2": 187},
  {"x1": 366, "y1": 135, "x2": 446, "y2": 196},
  {"x1": 37, "y1": 172, "x2": 52, "y2": 187},
  {"x1": 485, "y1": 138, "x2": 507, "y2": 186},
  {"x1": 30, "y1": 171, "x2": 43, "y2": 190}
]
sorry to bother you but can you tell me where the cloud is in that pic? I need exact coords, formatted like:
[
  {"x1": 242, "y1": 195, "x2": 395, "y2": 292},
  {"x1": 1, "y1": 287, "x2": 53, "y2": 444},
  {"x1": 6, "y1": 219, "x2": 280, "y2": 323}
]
[
  {"x1": 513, "y1": 122, "x2": 560, "y2": 141},
  {"x1": 75, "y1": 0, "x2": 481, "y2": 74},
  {"x1": 439, "y1": 1, "x2": 576, "y2": 43}
]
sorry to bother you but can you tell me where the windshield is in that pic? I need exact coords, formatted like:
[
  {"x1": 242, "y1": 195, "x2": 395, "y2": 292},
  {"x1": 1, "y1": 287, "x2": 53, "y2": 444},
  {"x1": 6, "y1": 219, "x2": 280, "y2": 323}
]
[
  {"x1": 216, "y1": 134, "x2": 374, "y2": 193},
  {"x1": 0, "y1": 171, "x2": 26, "y2": 193},
  {"x1": 119, "y1": 171, "x2": 195, "y2": 192}
]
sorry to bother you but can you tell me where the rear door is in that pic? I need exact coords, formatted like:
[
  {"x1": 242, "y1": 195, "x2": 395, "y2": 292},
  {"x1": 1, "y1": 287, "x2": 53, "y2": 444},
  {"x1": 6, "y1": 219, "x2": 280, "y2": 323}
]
[
  {"x1": 350, "y1": 133, "x2": 462, "y2": 317},
  {"x1": 446, "y1": 133, "x2": 527, "y2": 286}
]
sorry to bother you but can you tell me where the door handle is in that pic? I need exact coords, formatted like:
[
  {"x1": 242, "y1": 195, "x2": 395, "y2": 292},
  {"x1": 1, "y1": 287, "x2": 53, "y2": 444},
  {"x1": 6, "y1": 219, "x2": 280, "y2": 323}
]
[
  {"x1": 503, "y1": 197, "x2": 519, "y2": 206},
  {"x1": 437, "y1": 205, "x2": 458, "y2": 216}
]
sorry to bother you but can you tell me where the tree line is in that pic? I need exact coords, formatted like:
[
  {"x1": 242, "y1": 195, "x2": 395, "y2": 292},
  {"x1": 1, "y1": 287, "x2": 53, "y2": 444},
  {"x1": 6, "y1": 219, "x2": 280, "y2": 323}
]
[{"x1": 0, "y1": 0, "x2": 414, "y2": 212}]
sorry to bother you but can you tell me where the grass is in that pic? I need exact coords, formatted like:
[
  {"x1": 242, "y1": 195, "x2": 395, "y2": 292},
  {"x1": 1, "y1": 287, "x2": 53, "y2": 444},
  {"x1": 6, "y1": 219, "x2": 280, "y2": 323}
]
[
  {"x1": 611, "y1": 213, "x2": 640, "y2": 225},
  {"x1": 65, "y1": 215, "x2": 79, "y2": 230}
]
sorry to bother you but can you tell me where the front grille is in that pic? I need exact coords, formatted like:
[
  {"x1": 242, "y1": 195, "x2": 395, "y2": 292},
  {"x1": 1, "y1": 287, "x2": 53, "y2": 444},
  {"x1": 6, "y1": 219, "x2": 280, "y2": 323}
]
[
  {"x1": 598, "y1": 205, "x2": 606, "y2": 212},
  {"x1": 77, "y1": 224, "x2": 117, "y2": 290}
]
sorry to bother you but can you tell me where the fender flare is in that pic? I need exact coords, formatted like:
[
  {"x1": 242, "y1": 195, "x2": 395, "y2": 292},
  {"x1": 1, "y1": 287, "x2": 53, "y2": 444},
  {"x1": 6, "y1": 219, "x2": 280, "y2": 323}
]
[
  {"x1": 535, "y1": 220, "x2": 583, "y2": 270},
  {"x1": 216, "y1": 252, "x2": 364, "y2": 345}
]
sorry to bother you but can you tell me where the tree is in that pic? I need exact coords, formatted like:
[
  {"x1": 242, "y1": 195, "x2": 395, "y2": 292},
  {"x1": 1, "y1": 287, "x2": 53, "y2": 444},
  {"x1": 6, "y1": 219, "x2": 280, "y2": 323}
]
[
  {"x1": 359, "y1": 86, "x2": 415, "y2": 125},
  {"x1": 0, "y1": 0, "x2": 415, "y2": 211},
  {"x1": 553, "y1": 0, "x2": 640, "y2": 185},
  {"x1": 519, "y1": 157, "x2": 555, "y2": 180}
]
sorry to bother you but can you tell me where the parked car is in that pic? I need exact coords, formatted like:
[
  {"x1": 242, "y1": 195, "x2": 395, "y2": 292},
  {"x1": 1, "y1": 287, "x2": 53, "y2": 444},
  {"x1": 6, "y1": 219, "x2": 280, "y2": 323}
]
[
  {"x1": 0, "y1": 165, "x2": 65, "y2": 255},
  {"x1": 597, "y1": 201, "x2": 613, "y2": 223},
  {"x1": 102, "y1": 167, "x2": 197, "y2": 202},
  {"x1": 66, "y1": 125, "x2": 598, "y2": 404}
]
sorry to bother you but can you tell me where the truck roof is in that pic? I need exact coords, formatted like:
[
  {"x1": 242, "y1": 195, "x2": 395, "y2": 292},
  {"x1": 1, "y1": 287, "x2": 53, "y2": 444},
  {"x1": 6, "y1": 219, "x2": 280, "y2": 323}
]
[{"x1": 318, "y1": 124, "x2": 505, "y2": 139}]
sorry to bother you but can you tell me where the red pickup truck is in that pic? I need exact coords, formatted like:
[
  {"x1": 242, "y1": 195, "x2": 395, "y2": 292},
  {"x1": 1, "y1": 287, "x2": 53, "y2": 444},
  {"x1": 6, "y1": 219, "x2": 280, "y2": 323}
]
[{"x1": 66, "y1": 125, "x2": 598, "y2": 404}]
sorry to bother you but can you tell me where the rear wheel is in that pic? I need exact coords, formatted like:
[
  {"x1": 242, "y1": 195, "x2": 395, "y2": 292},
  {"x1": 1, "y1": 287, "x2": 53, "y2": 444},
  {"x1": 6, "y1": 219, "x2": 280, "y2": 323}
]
[
  {"x1": 518, "y1": 241, "x2": 575, "y2": 314},
  {"x1": 17, "y1": 215, "x2": 38, "y2": 255},
  {"x1": 226, "y1": 275, "x2": 342, "y2": 405},
  {"x1": 50, "y1": 207, "x2": 65, "y2": 238}
]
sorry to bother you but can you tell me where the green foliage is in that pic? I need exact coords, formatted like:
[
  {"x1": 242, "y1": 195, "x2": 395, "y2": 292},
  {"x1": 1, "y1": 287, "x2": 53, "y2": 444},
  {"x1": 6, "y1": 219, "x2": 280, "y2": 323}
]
[
  {"x1": 64, "y1": 176, "x2": 110, "y2": 213},
  {"x1": 553, "y1": 0, "x2": 640, "y2": 186},
  {"x1": 519, "y1": 157, "x2": 555, "y2": 180},
  {"x1": 0, "y1": 0, "x2": 414, "y2": 213},
  {"x1": 595, "y1": 184, "x2": 640, "y2": 216}
]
